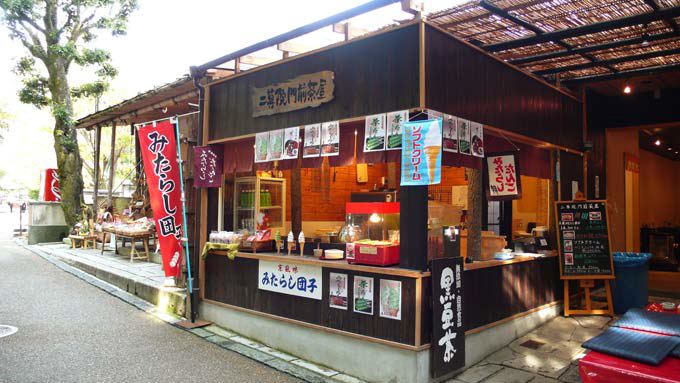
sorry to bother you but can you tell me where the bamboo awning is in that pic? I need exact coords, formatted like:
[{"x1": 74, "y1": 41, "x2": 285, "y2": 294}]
[{"x1": 427, "y1": 0, "x2": 680, "y2": 84}]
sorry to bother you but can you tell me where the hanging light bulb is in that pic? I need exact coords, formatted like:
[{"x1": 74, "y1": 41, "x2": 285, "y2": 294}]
[
  {"x1": 369, "y1": 212, "x2": 381, "y2": 223},
  {"x1": 654, "y1": 139, "x2": 661, "y2": 146},
  {"x1": 623, "y1": 84, "x2": 632, "y2": 94}
]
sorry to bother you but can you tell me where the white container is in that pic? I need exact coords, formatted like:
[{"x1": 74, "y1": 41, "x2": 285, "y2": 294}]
[{"x1": 324, "y1": 249, "x2": 344, "y2": 260}]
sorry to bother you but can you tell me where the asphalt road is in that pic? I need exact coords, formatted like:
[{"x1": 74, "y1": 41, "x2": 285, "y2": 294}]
[{"x1": 0, "y1": 209, "x2": 300, "y2": 383}]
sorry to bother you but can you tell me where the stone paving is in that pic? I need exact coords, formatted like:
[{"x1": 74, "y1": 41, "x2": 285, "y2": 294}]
[
  {"x1": 36, "y1": 242, "x2": 167, "y2": 287},
  {"x1": 447, "y1": 295, "x2": 680, "y2": 383}
]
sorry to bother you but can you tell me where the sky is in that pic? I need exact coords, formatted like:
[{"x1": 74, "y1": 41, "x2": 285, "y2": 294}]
[{"x1": 0, "y1": 0, "x2": 458, "y2": 192}]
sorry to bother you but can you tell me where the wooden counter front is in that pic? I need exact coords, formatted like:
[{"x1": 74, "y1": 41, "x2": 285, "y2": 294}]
[{"x1": 203, "y1": 250, "x2": 430, "y2": 350}]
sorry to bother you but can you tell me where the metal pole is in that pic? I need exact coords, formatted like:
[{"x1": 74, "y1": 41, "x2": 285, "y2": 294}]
[{"x1": 173, "y1": 117, "x2": 195, "y2": 321}]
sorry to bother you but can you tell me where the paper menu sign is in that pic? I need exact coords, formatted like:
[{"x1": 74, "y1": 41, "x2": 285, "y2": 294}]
[
  {"x1": 281, "y1": 127, "x2": 300, "y2": 160},
  {"x1": 303, "y1": 124, "x2": 321, "y2": 158},
  {"x1": 470, "y1": 122, "x2": 484, "y2": 157},
  {"x1": 254, "y1": 132, "x2": 269, "y2": 163},
  {"x1": 386, "y1": 110, "x2": 408, "y2": 150},
  {"x1": 364, "y1": 114, "x2": 386, "y2": 152},
  {"x1": 442, "y1": 115, "x2": 458, "y2": 153},
  {"x1": 320, "y1": 121, "x2": 340, "y2": 157}
]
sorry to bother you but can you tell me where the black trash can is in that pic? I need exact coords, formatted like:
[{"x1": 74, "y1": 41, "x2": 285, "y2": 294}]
[{"x1": 611, "y1": 252, "x2": 652, "y2": 315}]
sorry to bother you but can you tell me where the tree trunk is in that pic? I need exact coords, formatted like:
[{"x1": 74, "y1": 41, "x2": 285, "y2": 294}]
[
  {"x1": 466, "y1": 167, "x2": 482, "y2": 261},
  {"x1": 48, "y1": 60, "x2": 84, "y2": 226}
]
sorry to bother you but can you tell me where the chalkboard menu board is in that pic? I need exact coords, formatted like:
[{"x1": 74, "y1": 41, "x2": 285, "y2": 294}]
[{"x1": 555, "y1": 200, "x2": 614, "y2": 279}]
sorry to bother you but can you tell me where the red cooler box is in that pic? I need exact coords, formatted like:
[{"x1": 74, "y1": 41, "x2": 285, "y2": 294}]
[{"x1": 351, "y1": 241, "x2": 400, "y2": 266}]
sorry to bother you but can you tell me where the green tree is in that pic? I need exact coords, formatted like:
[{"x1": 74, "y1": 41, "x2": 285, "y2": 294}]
[
  {"x1": 0, "y1": 106, "x2": 10, "y2": 142},
  {"x1": 0, "y1": 0, "x2": 138, "y2": 225}
]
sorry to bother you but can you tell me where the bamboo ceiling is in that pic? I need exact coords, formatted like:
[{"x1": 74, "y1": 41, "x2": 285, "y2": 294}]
[{"x1": 427, "y1": 0, "x2": 680, "y2": 83}]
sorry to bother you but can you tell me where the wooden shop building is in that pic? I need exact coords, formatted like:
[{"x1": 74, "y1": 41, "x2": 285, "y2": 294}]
[{"x1": 190, "y1": 0, "x2": 680, "y2": 382}]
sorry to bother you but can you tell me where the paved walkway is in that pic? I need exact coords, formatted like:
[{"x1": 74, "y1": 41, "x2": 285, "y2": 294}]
[
  {"x1": 37, "y1": 242, "x2": 166, "y2": 287},
  {"x1": 447, "y1": 295, "x2": 680, "y2": 383}
]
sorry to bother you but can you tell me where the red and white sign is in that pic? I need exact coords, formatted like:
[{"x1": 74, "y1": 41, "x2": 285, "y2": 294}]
[
  {"x1": 486, "y1": 153, "x2": 522, "y2": 201},
  {"x1": 138, "y1": 121, "x2": 183, "y2": 278},
  {"x1": 40, "y1": 168, "x2": 61, "y2": 201}
]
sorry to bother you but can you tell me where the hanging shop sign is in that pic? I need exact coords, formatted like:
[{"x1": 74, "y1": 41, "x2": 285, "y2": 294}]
[
  {"x1": 254, "y1": 132, "x2": 270, "y2": 163},
  {"x1": 39, "y1": 168, "x2": 61, "y2": 201},
  {"x1": 431, "y1": 256, "x2": 465, "y2": 378},
  {"x1": 485, "y1": 152, "x2": 522, "y2": 201},
  {"x1": 282, "y1": 127, "x2": 301, "y2": 160},
  {"x1": 555, "y1": 200, "x2": 613, "y2": 278},
  {"x1": 252, "y1": 71, "x2": 335, "y2": 117},
  {"x1": 458, "y1": 119, "x2": 471, "y2": 155},
  {"x1": 258, "y1": 260, "x2": 322, "y2": 300},
  {"x1": 364, "y1": 113, "x2": 386, "y2": 152},
  {"x1": 320, "y1": 121, "x2": 340, "y2": 156},
  {"x1": 386, "y1": 110, "x2": 408, "y2": 150},
  {"x1": 268, "y1": 129, "x2": 284, "y2": 160},
  {"x1": 470, "y1": 122, "x2": 484, "y2": 157},
  {"x1": 442, "y1": 115, "x2": 458, "y2": 153},
  {"x1": 401, "y1": 118, "x2": 442, "y2": 186},
  {"x1": 138, "y1": 120, "x2": 183, "y2": 278},
  {"x1": 303, "y1": 124, "x2": 321, "y2": 158},
  {"x1": 193, "y1": 145, "x2": 223, "y2": 188}
]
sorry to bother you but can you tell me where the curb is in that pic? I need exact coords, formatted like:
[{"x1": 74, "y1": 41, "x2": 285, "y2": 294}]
[{"x1": 16, "y1": 239, "x2": 367, "y2": 383}]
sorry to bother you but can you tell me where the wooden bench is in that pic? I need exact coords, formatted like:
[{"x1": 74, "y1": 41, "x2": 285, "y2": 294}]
[{"x1": 69, "y1": 234, "x2": 96, "y2": 249}]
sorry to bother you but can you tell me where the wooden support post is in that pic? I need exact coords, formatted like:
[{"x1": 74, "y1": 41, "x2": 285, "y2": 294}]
[
  {"x1": 107, "y1": 122, "x2": 117, "y2": 206},
  {"x1": 93, "y1": 125, "x2": 102, "y2": 212},
  {"x1": 291, "y1": 158, "x2": 302, "y2": 237},
  {"x1": 466, "y1": 167, "x2": 482, "y2": 261},
  {"x1": 399, "y1": 186, "x2": 428, "y2": 271}
]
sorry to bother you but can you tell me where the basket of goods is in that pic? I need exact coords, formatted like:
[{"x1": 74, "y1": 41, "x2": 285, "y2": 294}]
[{"x1": 240, "y1": 229, "x2": 273, "y2": 253}]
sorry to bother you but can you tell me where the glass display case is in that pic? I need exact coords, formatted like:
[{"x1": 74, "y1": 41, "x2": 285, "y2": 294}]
[
  {"x1": 233, "y1": 176, "x2": 286, "y2": 235},
  {"x1": 343, "y1": 202, "x2": 401, "y2": 266}
]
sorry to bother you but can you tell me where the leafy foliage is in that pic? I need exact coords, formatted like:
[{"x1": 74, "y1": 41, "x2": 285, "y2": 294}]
[{"x1": 0, "y1": 0, "x2": 138, "y2": 225}]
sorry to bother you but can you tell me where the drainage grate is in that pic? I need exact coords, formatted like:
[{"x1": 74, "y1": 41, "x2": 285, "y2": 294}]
[
  {"x1": 519, "y1": 339, "x2": 545, "y2": 350},
  {"x1": 0, "y1": 325, "x2": 18, "y2": 338}
]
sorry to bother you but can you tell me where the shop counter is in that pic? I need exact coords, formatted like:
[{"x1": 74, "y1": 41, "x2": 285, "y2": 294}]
[
  {"x1": 203, "y1": 250, "x2": 431, "y2": 350},
  {"x1": 202, "y1": 249, "x2": 562, "y2": 348}
]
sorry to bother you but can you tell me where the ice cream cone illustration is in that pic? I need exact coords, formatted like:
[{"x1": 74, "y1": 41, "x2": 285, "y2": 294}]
[{"x1": 424, "y1": 145, "x2": 440, "y2": 181}]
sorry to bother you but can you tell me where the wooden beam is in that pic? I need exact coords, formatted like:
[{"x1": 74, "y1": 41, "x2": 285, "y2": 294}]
[
  {"x1": 195, "y1": 0, "x2": 401, "y2": 72},
  {"x1": 479, "y1": 0, "x2": 615, "y2": 73},
  {"x1": 92, "y1": 126, "x2": 102, "y2": 211},
  {"x1": 535, "y1": 46, "x2": 680, "y2": 76},
  {"x1": 332, "y1": 22, "x2": 369, "y2": 40},
  {"x1": 484, "y1": 6, "x2": 680, "y2": 52},
  {"x1": 643, "y1": 0, "x2": 679, "y2": 32},
  {"x1": 239, "y1": 55, "x2": 276, "y2": 67},
  {"x1": 466, "y1": 167, "x2": 482, "y2": 261},
  {"x1": 107, "y1": 122, "x2": 117, "y2": 206},
  {"x1": 563, "y1": 62, "x2": 680, "y2": 84},
  {"x1": 509, "y1": 31, "x2": 679, "y2": 65}
]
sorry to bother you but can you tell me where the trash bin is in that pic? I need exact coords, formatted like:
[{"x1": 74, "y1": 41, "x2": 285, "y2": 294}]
[{"x1": 611, "y1": 252, "x2": 652, "y2": 315}]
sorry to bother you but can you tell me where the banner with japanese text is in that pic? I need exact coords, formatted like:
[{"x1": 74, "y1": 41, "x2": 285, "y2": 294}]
[
  {"x1": 138, "y1": 121, "x2": 183, "y2": 278},
  {"x1": 193, "y1": 145, "x2": 223, "y2": 188},
  {"x1": 401, "y1": 118, "x2": 442, "y2": 186},
  {"x1": 485, "y1": 152, "x2": 522, "y2": 201}
]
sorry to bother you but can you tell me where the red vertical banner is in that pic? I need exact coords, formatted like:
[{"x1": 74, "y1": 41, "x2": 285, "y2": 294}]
[{"x1": 138, "y1": 121, "x2": 183, "y2": 278}]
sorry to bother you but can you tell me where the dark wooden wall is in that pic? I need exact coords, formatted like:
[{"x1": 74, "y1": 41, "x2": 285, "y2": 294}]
[
  {"x1": 208, "y1": 24, "x2": 420, "y2": 141},
  {"x1": 424, "y1": 24, "x2": 583, "y2": 151},
  {"x1": 587, "y1": 87, "x2": 680, "y2": 130},
  {"x1": 559, "y1": 151, "x2": 585, "y2": 201},
  {"x1": 463, "y1": 257, "x2": 561, "y2": 331},
  {"x1": 204, "y1": 255, "x2": 420, "y2": 346}
]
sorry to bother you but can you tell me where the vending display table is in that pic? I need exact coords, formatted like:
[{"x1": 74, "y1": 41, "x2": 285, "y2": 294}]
[
  {"x1": 579, "y1": 351, "x2": 680, "y2": 383},
  {"x1": 101, "y1": 227, "x2": 153, "y2": 262}
]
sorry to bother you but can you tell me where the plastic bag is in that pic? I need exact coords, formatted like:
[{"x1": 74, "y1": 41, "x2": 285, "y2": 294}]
[{"x1": 613, "y1": 252, "x2": 652, "y2": 268}]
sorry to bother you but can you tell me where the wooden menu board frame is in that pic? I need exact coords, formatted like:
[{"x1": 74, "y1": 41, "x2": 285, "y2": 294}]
[{"x1": 554, "y1": 199, "x2": 614, "y2": 316}]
